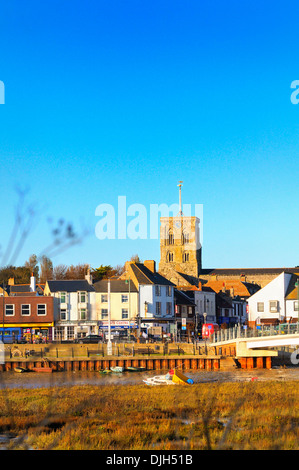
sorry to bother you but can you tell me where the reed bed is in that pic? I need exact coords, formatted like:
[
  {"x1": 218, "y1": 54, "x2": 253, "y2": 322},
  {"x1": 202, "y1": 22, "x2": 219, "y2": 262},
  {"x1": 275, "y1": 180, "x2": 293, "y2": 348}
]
[{"x1": 0, "y1": 380, "x2": 298, "y2": 450}]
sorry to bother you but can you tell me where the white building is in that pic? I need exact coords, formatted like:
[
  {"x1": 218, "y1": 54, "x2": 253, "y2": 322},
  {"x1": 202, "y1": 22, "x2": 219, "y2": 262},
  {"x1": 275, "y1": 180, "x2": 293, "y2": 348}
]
[
  {"x1": 247, "y1": 272, "x2": 298, "y2": 327},
  {"x1": 194, "y1": 289, "x2": 217, "y2": 323},
  {"x1": 44, "y1": 278, "x2": 96, "y2": 341},
  {"x1": 120, "y1": 260, "x2": 175, "y2": 336}
]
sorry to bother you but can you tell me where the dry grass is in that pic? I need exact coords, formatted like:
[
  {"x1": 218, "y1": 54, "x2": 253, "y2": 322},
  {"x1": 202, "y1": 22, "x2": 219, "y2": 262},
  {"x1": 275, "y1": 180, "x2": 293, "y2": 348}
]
[{"x1": 0, "y1": 381, "x2": 298, "y2": 450}]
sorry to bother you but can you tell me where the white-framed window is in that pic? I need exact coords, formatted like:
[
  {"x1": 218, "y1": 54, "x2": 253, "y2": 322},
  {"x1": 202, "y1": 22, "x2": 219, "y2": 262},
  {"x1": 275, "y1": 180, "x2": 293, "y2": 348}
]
[
  {"x1": 121, "y1": 308, "x2": 129, "y2": 319},
  {"x1": 37, "y1": 304, "x2": 47, "y2": 316},
  {"x1": 60, "y1": 292, "x2": 67, "y2": 303},
  {"x1": 156, "y1": 302, "x2": 161, "y2": 315},
  {"x1": 21, "y1": 304, "x2": 30, "y2": 316},
  {"x1": 55, "y1": 326, "x2": 64, "y2": 341},
  {"x1": 121, "y1": 294, "x2": 128, "y2": 303},
  {"x1": 79, "y1": 308, "x2": 87, "y2": 320},
  {"x1": 155, "y1": 285, "x2": 161, "y2": 296},
  {"x1": 60, "y1": 308, "x2": 67, "y2": 321},
  {"x1": 101, "y1": 309, "x2": 108, "y2": 320},
  {"x1": 67, "y1": 326, "x2": 74, "y2": 340},
  {"x1": 294, "y1": 301, "x2": 298, "y2": 312},
  {"x1": 5, "y1": 304, "x2": 14, "y2": 316},
  {"x1": 257, "y1": 302, "x2": 264, "y2": 312},
  {"x1": 78, "y1": 291, "x2": 87, "y2": 303},
  {"x1": 101, "y1": 294, "x2": 108, "y2": 303},
  {"x1": 269, "y1": 300, "x2": 278, "y2": 313}
]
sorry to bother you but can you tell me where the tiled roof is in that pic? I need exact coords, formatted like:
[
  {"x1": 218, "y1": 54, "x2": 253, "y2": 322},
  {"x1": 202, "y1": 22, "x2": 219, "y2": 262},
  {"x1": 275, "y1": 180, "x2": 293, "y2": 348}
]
[
  {"x1": 93, "y1": 279, "x2": 138, "y2": 293},
  {"x1": 131, "y1": 263, "x2": 174, "y2": 286},
  {"x1": 46, "y1": 280, "x2": 95, "y2": 293},
  {"x1": 204, "y1": 279, "x2": 260, "y2": 297}
]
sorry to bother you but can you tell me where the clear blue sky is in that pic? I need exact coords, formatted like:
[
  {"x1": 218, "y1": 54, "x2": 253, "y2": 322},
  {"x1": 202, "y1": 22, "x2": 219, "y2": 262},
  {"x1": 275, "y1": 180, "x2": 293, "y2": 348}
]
[{"x1": 0, "y1": 0, "x2": 298, "y2": 271}]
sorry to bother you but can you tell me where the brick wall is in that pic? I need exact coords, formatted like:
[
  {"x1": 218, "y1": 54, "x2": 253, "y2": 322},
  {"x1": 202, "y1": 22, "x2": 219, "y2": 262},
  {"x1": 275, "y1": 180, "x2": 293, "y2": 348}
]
[{"x1": 0, "y1": 296, "x2": 54, "y2": 324}]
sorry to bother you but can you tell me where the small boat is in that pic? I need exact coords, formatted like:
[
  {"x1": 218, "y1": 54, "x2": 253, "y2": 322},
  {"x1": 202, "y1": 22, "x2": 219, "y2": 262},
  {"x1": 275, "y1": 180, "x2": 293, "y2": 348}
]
[
  {"x1": 14, "y1": 367, "x2": 28, "y2": 373},
  {"x1": 110, "y1": 366, "x2": 125, "y2": 373},
  {"x1": 143, "y1": 374, "x2": 175, "y2": 386},
  {"x1": 32, "y1": 367, "x2": 52, "y2": 373},
  {"x1": 126, "y1": 366, "x2": 146, "y2": 372},
  {"x1": 172, "y1": 369, "x2": 193, "y2": 385},
  {"x1": 99, "y1": 368, "x2": 112, "y2": 374}
]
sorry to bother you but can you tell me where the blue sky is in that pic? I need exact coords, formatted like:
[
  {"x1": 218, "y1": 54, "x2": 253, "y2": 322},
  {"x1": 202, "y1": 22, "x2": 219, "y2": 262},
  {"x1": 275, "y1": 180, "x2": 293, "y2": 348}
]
[{"x1": 0, "y1": 0, "x2": 298, "y2": 271}]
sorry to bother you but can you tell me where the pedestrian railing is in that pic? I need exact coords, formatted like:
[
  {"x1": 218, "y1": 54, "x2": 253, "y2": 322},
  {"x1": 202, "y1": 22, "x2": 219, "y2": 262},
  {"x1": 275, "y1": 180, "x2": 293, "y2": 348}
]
[{"x1": 210, "y1": 323, "x2": 299, "y2": 343}]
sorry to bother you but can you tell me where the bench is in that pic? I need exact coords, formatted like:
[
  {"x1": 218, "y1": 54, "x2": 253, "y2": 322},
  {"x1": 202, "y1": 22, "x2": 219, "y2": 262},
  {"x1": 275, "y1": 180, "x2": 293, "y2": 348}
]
[
  {"x1": 168, "y1": 347, "x2": 185, "y2": 355},
  {"x1": 135, "y1": 347, "x2": 155, "y2": 355}
]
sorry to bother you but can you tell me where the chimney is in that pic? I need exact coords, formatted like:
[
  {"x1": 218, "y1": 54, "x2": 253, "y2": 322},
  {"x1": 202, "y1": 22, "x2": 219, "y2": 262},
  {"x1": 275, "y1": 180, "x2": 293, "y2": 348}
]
[
  {"x1": 85, "y1": 266, "x2": 93, "y2": 285},
  {"x1": 144, "y1": 260, "x2": 156, "y2": 273},
  {"x1": 30, "y1": 273, "x2": 36, "y2": 292}
]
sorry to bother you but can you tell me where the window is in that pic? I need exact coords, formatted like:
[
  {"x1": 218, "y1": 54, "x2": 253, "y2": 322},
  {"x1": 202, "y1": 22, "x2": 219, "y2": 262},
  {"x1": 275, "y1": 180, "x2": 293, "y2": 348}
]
[
  {"x1": 182, "y1": 232, "x2": 189, "y2": 244},
  {"x1": 101, "y1": 309, "x2": 108, "y2": 320},
  {"x1": 78, "y1": 291, "x2": 87, "y2": 303},
  {"x1": 257, "y1": 302, "x2": 264, "y2": 312},
  {"x1": 166, "y1": 302, "x2": 172, "y2": 315},
  {"x1": 55, "y1": 327, "x2": 64, "y2": 341},
  {"x1": 156, "y1": 302, "x2": 161, "y2": 315},
  {"x1": 5, "y1": 304, "x2": 14, "y2": 316},
  {"x1": 101, "y1": 294, "x2": 108, "y2": 303},
  {"x1": 294, "y1": 301, "x2": 299, "y2": 312},
  {"x1": 121, "y1": 294, "x2": 128, "y2": 303},
  {"x1": 269, "y1": 301, "x2": 278, "y2": 313},
  {"x1": 21, "y1": 304, "x2": 30, "y2": 316},
  {"x1": 79, "y1": 308, "x2": 87, "y2": 320},
  {"x1": 167, "y1": 252, "x2": 174, "y2": 262},
  {"x1": 60, "y1": 308, "x2": 67, "y2": 321},
  {"x1": 37, "y1": 304, "x2": 47, "y2": 316},
  {"x1": 67, "y1": 326, "x2": 74, "y2": 340},
  {"x1": 60, "y1": 292, "x2": 67, "y2": 303},
  {"x1": 121, "y1": 308, "x2": 129, "y2": 319},
  {"x1": 155, "y1": 285, "x2": 161, "y2": 296},
  {"x1": 166, "y1": 286, "x2": 172, "y2": 296},
  {"x1": 183, "y1": 252, "x2": 189, "y2": 262},
  {"x1": 168, "y1": 232, "x2": 174, "y2": 245}
]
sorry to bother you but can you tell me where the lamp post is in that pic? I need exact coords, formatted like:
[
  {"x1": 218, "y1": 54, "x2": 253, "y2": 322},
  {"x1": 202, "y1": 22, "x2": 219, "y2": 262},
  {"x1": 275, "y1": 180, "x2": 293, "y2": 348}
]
[
  {"x1": 107, "y1": 278, "x2": 112, "y2": 355},
  {"x1": 203, "y1": 312, "x2": 207, "y2": 355}
]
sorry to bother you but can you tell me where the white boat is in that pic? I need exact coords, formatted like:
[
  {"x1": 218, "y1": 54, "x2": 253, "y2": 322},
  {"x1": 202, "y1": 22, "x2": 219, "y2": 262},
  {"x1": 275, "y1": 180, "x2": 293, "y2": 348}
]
[
  {"x1": 110, "y1": 366, "x2": 125, "y2": 373},
  {"x1": 143, "y1": 374, "x2": 176, "y2": 386}
]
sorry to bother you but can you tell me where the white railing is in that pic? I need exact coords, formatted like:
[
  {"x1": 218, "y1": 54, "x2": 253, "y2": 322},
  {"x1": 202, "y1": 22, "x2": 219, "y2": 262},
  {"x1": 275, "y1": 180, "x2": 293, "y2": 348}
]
[{"x1": 211, "y1": 323, "x2": 299, "y2": 343}]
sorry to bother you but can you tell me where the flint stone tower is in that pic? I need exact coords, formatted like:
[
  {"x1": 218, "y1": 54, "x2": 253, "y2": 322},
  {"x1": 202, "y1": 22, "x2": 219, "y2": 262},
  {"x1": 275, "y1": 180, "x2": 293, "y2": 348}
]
[{"x1": 158, "y1": 182, "x2": 202, "y2": 278}]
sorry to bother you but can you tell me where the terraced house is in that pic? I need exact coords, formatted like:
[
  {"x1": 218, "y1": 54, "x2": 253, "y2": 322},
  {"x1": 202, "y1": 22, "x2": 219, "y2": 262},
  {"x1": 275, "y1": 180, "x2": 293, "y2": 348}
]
[{"x1": 44, "y1": 277, "x2": 96, "y2": 341}]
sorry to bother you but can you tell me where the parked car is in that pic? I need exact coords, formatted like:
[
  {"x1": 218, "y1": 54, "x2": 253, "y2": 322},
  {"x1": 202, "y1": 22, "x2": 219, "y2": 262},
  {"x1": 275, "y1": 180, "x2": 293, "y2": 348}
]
[{"x1": 74, "y1": 334, "x2": 103, "y2": 344}]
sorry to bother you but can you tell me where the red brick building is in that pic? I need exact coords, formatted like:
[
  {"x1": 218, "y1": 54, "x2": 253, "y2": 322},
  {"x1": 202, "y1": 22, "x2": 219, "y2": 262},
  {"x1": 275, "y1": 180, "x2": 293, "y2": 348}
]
[{"x1": 0, "y1": 295, "x2": 54, "y2": 342}]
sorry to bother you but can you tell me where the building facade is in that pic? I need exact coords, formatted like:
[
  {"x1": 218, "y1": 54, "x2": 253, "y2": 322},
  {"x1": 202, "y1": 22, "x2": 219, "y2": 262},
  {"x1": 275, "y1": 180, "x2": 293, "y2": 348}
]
[{"x1": 44, "y1": 279, "x2": 96, "y2": 341}]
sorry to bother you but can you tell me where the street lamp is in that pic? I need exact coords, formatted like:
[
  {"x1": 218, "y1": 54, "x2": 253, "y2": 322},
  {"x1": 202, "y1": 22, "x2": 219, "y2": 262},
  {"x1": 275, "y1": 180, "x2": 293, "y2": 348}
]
[
  {"x1": 107, "y1": 278, "x2": 112, "y2": 355},
  {"x1": 203, "y1": 312, "x2": 207, "y2": 355}
]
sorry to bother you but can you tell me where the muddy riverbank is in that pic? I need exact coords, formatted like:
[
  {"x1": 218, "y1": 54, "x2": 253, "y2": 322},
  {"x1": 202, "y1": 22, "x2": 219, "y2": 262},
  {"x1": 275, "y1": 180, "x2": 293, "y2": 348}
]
[{"x1": 0, "y1": 365, "x2": 298, "y2": 389}]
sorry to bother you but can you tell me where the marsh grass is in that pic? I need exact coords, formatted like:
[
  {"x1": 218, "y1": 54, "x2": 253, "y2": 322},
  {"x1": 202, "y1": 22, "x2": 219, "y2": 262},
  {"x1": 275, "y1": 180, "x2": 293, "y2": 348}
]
[{"x1": 0, "y1": 381, "x2": 298, "y2": 450}]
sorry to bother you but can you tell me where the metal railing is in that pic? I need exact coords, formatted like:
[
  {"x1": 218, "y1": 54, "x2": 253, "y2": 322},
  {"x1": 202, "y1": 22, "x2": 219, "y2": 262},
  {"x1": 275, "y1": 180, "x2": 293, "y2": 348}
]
[{"x1": 210, "y1": 323, "x2": 299, "y2": 343}]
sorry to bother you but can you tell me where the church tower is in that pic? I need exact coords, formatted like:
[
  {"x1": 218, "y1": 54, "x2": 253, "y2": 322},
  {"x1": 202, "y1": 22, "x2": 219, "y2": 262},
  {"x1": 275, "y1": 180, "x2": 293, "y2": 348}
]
[{"x1": 158, "y1": 182, "x2": 202, "y2": 278}]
